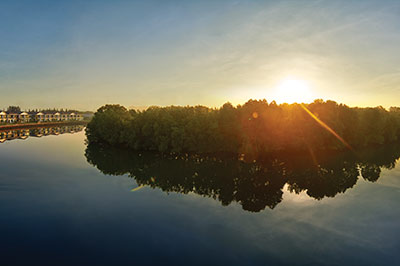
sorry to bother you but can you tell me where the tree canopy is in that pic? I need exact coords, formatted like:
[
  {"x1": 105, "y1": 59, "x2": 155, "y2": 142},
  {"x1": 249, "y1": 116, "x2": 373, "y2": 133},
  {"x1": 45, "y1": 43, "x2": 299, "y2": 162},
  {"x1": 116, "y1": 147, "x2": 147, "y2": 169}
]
[{"x1": 86, "y1": 100, "x2": 400, "y2": 156}]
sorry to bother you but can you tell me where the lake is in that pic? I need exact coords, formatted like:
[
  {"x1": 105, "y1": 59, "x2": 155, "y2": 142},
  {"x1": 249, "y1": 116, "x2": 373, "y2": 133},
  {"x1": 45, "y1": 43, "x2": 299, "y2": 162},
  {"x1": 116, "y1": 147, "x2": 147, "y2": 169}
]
[{"x1": 0, "y1": 126, "x2": 399, "y2": 265}]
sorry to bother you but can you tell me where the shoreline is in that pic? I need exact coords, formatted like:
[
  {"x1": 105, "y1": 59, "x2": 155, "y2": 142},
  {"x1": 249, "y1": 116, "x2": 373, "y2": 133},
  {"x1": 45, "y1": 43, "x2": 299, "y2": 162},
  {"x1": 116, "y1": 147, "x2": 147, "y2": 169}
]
[{"x1": 0, "y1": 121, "x2": 88, "y2": 131}]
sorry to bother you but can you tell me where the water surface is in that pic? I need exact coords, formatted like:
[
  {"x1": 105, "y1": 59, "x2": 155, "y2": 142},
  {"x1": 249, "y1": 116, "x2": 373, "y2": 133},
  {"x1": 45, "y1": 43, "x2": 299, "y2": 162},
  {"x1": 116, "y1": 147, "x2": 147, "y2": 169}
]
[{"x1": 0, "y1": 127, "x2": 399, "y2": 265}]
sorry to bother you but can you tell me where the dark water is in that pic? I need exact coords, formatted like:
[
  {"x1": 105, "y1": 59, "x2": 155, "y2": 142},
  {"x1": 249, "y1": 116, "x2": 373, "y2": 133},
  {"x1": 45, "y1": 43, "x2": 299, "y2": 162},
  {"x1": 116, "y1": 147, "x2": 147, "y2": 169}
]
[{"x1": 0, "y1": 127, "x2": 399, "y2": 266}]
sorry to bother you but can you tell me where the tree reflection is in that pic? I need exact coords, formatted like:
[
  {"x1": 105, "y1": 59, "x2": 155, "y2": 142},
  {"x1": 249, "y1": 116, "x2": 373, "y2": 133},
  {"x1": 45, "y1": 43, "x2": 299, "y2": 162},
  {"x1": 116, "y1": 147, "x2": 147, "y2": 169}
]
[{"x1": 85, "y1": 143, "x2": 400, "y2": 212}]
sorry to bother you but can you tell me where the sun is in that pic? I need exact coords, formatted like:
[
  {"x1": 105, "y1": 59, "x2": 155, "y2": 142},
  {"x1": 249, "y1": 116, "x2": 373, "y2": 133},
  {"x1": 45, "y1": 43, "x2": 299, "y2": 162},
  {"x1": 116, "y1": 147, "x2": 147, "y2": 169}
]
[{"x1": 272, "y1": 78, "x2": 313, "y2": 104}]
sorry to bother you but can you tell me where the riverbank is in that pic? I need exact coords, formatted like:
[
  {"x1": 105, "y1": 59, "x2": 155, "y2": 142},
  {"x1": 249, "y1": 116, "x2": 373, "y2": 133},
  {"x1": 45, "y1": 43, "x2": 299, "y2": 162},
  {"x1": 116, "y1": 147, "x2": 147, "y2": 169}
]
[{"x1": 0, "y1": 121, "x2": 88, "y2": 131}]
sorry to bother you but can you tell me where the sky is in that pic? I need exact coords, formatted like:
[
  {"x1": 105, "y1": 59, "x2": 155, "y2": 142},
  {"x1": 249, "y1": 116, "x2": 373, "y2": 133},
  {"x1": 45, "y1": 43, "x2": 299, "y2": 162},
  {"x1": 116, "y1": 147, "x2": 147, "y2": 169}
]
[{"x1": 1, "y1": 0, "x2": 400, "y2": 111}]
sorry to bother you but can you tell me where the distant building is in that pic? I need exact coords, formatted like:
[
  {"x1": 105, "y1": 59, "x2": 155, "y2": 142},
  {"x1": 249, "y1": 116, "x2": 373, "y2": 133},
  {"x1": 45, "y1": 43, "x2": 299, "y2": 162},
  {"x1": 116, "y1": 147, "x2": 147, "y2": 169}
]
[
  {"x1": 19, "y1": 112, "x2": 29, "y2": 123},
  {"x1": 0, "y1": 109, "x2": 84, "y2": 124},
  {"x1": 54, "y1": 112, "x2": 61, "y2": 121},
  {"x1": 36, "y1": 112, "x2": 44, "y2": 122},
  {"x1": 0, "y1": 111, "x2": 7, "y2": 123},
  {"x1": 6, "y1": 112, "x2": 19, "y2": 123}
]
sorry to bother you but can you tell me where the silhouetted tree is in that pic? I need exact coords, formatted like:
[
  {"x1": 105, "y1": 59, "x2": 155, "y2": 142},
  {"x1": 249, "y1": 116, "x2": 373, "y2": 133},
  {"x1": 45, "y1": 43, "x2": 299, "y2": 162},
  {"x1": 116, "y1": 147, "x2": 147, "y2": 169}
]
[
  {"x1": 7, "y1": 106, "x2": 21, "y2": 113},
  {"x1": 86, "y1": 100, "x2": 400, "y2": 155}
]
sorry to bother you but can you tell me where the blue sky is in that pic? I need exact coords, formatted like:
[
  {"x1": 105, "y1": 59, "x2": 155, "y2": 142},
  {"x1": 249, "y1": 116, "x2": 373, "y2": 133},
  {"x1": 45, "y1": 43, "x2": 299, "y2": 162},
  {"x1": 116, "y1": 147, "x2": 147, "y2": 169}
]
[{"x1": 1, "y1": 0, "x2": 400, "y2": 110}]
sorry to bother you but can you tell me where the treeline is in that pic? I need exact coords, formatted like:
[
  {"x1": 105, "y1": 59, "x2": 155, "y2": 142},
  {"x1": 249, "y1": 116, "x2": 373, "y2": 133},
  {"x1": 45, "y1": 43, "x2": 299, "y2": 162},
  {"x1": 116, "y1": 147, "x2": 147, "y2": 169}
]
[
  {"x1": 86, "y1": 100, "x2": 400, "y2": 154},
  {"x1": 4, "y1": 106, "x2": 84, "y2": 113}
]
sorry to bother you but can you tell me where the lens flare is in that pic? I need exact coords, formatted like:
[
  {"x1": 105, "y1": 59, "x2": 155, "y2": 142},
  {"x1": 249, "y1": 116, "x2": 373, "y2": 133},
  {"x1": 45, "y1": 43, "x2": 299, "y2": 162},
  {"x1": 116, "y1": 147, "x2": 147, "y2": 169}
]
[{"x1": 300, "y1": 104, "x2": 353, "y2": 151}]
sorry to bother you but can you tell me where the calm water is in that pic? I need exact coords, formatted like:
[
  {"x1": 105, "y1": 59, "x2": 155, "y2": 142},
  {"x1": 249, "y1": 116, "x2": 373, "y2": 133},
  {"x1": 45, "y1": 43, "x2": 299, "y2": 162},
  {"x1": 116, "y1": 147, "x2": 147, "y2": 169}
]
[{"x1": 1, "y1": 127, "x2": 399, "y2": 266}]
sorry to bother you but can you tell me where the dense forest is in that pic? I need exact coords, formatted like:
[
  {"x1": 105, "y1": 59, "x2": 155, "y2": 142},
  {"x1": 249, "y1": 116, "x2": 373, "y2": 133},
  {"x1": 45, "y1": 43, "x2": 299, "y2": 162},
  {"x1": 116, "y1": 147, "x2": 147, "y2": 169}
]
[
  {"x1": 85, "y1": 142, "x2": 400, "y2": 212},
  {"x1": 86, "y1": 100, "x2": 400, "y2": 155}
]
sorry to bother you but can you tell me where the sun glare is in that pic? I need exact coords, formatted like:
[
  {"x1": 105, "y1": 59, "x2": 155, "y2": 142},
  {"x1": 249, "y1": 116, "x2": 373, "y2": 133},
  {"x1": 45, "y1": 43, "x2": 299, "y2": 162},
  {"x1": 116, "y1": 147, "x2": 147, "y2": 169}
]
[{"x1": 273, "y1": 78, "x2": 313, "y2": 104}]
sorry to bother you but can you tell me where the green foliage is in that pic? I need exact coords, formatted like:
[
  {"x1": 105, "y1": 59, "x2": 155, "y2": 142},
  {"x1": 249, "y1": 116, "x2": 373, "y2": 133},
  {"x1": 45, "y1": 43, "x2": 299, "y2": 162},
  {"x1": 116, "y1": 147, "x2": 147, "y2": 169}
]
[
  {"x1": 86, "y1": 100, "x2": 400, "y2": 154},
  {"x1": 86, "y1": 104, "x2": 133, "y2": 145}
]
